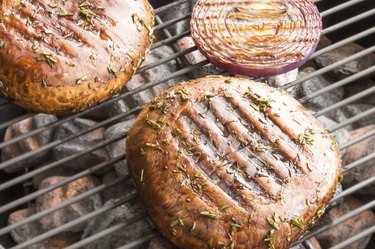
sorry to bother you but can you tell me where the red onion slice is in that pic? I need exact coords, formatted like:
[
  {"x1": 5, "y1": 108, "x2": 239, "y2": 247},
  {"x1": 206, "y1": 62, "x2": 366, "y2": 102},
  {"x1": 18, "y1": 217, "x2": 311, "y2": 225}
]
[{"x1": 190, "y1": 0, "x2": 322, "y2": 77}]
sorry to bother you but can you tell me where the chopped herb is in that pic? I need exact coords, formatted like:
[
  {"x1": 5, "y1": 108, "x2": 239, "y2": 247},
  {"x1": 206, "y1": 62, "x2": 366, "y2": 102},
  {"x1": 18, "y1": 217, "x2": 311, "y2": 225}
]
[
  {"x1": 200, "y1": 211, "x2": 219, "y2": 219},
  {"x1": 172, "y1": 128, "x2": 182, "y2": 137},
  {"x1": 207, "y1": 238, "x2": 213, "y2": 246},
  {"x1": 191, "y1": 222, "x2": 196, "y2": 232},
  {"x1": 76, "y1": 77, "x2": 87, "y2": 85},
  {"x1": 31, "y1": 41, "x2": 39, "y2": 51},
  {"x1": 38, "y1": 53, "x2": 57, "y2": 67},
  {"x1": 41, "y1": 79, "x2": 48, "y2": 88},
  {"x1": 263, "y1": 229, "x2": 276, "y2": 249},
  {"x1": 140, "y1": 169, "x2": 144, "y2": 182},
  {"x1": 170, "y1": 218, "x2": 183, "y2": 227},
  {"x1": 146, "y1": 115, "x2": 167, "y2": 130},
  {"x1": 297, "y1": 129, "x2": 314, "y2": 145},
  {"x1": 176, "y1": 88, "x2": 189, "y2": 101},
  {"x1": 266, "y1": 214, "x2": 279, "y2": 230},
  {"x1": 94, "y1": 76, "x2": 101, "y2": 82},
  {"x1": 79, "y1": 1, "x2": 97, "y2": 24},
  {"x1": 220, "y1": 205, "x2": 229, "y2": 211},
  {"x1": 67, "y1": 61, "x2": 77, "y2": 67},
  {"x1": 145, "y1": 142, "x2": 164, "y2": 152},
  {"x1": 192, "y1": 152, "x2": 202, "y2": 161},
  {"x1": 107, "y1": 65, "x2": 117, "y2": 75},
  {"x1": 230, "y1": 223, "x2": 241, "y2": 228},
  {"x1": 193, "y1": 130, "x2": 202, "y2": 136},
  {"x1": 172, "y1": 228, "x2": 177, "y2": 236},
  {"x1": 56, "y1": 9, "x2": 73, "y2": 17},
  {"x1": 290, "y1": 218, "x2": 304, "y2": 229}
]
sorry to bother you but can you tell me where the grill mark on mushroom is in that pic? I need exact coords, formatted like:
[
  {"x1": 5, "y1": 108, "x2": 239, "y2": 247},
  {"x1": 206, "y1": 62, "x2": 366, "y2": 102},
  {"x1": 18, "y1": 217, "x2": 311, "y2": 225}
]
[
  {"x1": 182, "y1": 107, "x2": 281, "y2": 202},
  {"x1": 175, "y1": 116, "x2": 260, "y2": 209},
  {"x1": 229, "y1": 92, "x2": 309, "y2": 174}
]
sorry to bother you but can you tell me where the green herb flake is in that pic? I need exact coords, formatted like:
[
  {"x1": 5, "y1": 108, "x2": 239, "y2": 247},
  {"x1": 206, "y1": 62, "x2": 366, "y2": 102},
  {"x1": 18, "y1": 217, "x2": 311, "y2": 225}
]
[
  {"x1": 266, "y1": 214, "x2": 279, "y2": 230},
  {"x1": 290, "y1": 218, "x2": 304, "y2": 229},
  {"x1": 200, "y1": 211, "x2": 219, "y2": 219},
  {"x1": 170, "y1": 218, "x2": 183, "y2": 227},
  {"x1": 38, "y1": 53, "x2": 57, "y2": 67},
  {"x1": 107, "y1": 65, "x2": 117, "y2": 75},
  {"x1": 41, "y1": 79, "x2": 48, "y2": 88},
  {"x1": 56, "y1": 8, "x2": 73, "y2": 17},
  {"x1": 191, "y1": 222, "x2": 196, "y2": 232},
  {"x1": 263, "y1": 229, "x2": 276, "y2": 249},
  {"x1": 140, "y1": 169, "x2": 144, "y2": 182},
  {"x1": 76, "y1": 77, "x2": 87, "y2": 85}
]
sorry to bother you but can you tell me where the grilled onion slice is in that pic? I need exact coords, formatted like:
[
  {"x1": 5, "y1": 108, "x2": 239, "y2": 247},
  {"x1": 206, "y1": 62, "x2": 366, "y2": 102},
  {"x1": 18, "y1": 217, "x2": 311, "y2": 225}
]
[{"x1": 191, "y1": 0, "x2": 322, "y2": 77}]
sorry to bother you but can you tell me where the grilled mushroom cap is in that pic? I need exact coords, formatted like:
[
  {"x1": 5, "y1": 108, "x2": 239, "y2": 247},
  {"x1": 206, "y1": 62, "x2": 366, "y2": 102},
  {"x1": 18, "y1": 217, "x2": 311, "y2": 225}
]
[
  {"x1": 127, "y1": 76, "x2": 341, "y2": 249},
  {"x1": 0, "y1": 0, "x2": 154, "y2": 114}
]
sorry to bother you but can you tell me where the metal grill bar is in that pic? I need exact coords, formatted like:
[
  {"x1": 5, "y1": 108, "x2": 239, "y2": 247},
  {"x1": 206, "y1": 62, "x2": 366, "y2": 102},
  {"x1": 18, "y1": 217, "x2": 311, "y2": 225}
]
[
  {"x1": 154, "y1": 13, "x2": 191, "y2": 31},
  {"x1": 0, "y1": 106, "x2": 140, "y2": 171},
  {"x1": 320, "y1": 0, "x2": 366, "y2": 18},
  {"x1": 329, "y1": 107, "x2": 375, "y2": 132},
  {"x1": 330, "y1": 225, "x2": 375, "y2": 249},
  {"x1": 0, "y1": 157, "x2": 127, "y2": 235},
  {"x1": 304, "y1": 66, "x2": 375, "y2": 104},
  {"x1": 151, "y1": 30, "x2": 191, "y2": 50},
  {"x1": 311, "y1": 26, "x2": 375, "y2": 59},
  {"x1": 10, "y1": 195, "x2": 139, "y2": 249},
  {"x1": 0, "y1": 132, "x2": 127, "y2": 203},
  {"x1": 291, "y1": 200, "x2": 375, "y2": 246},
  {"x1": 154, "y1": 0, "x2": 189, "y2": 15},
  {"x1": 343, "y1": 152, "x2": 375, "y2": 174},
  {"x1": 281, "y1": 46, "x2": 375, "y2": 90},
  {"x1": 0, "y1": 113, "x2": 35, "y2": 131},
  {"x1": 65, "y1": 221, "x2": 155, "y2": 249},
  {"x1": 331, "y1": 175, "x2": 375, "y2": 204},
  {"x1": 138, "y1": 46, "x2": 196, "y2": 73},
  {"x1": 340, "y1": 129, "x2": 375, "y2": 150},
  {"x1": 322, "y1": 8, "x2": 375, "y2": 35},
  {"x1": 1, "y1": 178, "x2": 130, "y2": 240},
  {"x1": 115, "y1": 233, "x2": 157, "y2": 249},
  {"x1": 315, "y1": 86, "x2": 375, "y2": 118}
]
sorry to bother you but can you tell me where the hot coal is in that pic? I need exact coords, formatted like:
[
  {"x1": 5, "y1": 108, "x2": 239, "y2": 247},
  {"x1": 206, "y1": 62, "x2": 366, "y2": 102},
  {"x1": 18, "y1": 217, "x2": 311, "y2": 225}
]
[
  {"x1": 52, "y1": 118, "x2": 110, "y2": 173},
  {"x1": 314, "y1": 43, "x2": 375, "y2": 80},
  {"x1": 1, "y1": 114, "x2": 57, "y2": 173},
  {"x1": 296, "y1": 67, "x2": 344, "y2": 111},
  {"x1": 36, "y1": 176, "x2": 102, "y2": 232},
  {"x1": 343, "y1": 80, "x2": 375, "y2": 105},
  {"x1": 8, "y1": 207, "x2": 81, "y2": 249},
  {"x1": 315, "y1": 197, "x2": 375, "y2": 249},
  {"x1": 341, "y1": 104, "x2": 375, "y2": 130},
  {"x1": 102, "y1": 171, "x2": 137, "y2": 203},
  {"x1": 147, "y1": 235, "x2": 175, "y2": 249},
  {"x1": 125, "y1": 45, "x2": 189, "y2": 108},
  {"x1": 342, "y1": 125, "x2": 375, "y2": 196},
  {"x1": 105, "y1": 119, "x2": 135, "y2": 176},
  {"x1": 82, "y1": 199, "x2": 153, "y2": 249},
  {"x1": 177, "y1": 36, "x2": 222, "y2": 78},
  {"x1": 317, "y1": 116, "x2": 349, "y2": 155}
]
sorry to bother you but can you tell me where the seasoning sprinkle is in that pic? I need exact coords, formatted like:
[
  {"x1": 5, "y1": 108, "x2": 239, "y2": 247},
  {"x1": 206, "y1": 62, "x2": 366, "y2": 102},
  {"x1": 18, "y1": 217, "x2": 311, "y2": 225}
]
[
  {"x1": 263, "y1": 229, "x2": 276, "y2": 249},
  {"x1": 38, "y1": 53, "x2": 57, "y2": 67},
  {"x1": 107, "y1": 65, "x2": 117, "y2": 75},
  {"x1": 191, "y1": 222, "x2": 196, "y2": 232},
  {"x1": 200, "y1": 211, "x2": 219, "y2": 219},
  {"x1": 266, "y1": 214, "x2": 279, "y2": 230},
  {"x1": 290, "y1": 218, "x2": 304, "y2": 229},
  {"x1": 140, "y1": 169, "x2": 144, "y2": 182}
]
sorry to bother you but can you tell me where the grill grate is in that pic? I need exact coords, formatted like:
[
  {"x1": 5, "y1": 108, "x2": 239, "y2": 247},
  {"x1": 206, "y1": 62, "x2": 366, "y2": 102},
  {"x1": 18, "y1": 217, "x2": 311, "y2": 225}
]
[{"x1": 0, "y1": 0, "x2": 374, "y2": 248}]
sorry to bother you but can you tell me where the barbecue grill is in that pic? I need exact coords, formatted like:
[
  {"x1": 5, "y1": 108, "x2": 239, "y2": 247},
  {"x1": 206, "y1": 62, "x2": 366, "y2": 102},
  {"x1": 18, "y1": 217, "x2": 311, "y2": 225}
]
[{"x1": 0, "y1": 0, "x2": 374, "y2": 248}]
